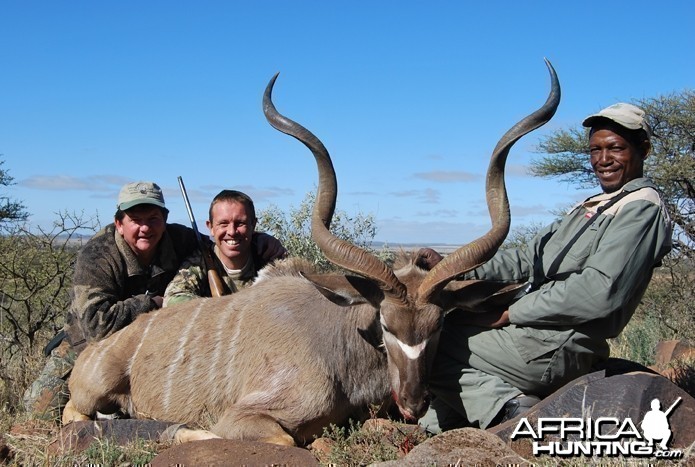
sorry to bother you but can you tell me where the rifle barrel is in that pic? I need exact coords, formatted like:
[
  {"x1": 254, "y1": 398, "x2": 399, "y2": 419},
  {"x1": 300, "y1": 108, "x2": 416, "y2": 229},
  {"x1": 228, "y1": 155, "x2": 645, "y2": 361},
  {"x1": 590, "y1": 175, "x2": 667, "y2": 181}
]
[
  {"x1": 665, "y1": 397, "x2": 682, "y2": 417},
  {"x1": 177, "y1": 176, "x2": 228, "y2": 298},
  {"x1": 177, "y1": 176, "x2": 203, "y2": 242}
]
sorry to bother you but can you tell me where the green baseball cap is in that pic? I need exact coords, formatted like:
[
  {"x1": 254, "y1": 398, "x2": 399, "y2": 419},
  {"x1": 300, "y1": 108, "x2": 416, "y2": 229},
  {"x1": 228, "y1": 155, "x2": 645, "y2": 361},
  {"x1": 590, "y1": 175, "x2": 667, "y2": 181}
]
[
  {"x1": 582, "y1": 103, "x2": 652, "y2": 140},
  {"x1": 117, "y1": 181, "x2": 168, "y2": 212}
]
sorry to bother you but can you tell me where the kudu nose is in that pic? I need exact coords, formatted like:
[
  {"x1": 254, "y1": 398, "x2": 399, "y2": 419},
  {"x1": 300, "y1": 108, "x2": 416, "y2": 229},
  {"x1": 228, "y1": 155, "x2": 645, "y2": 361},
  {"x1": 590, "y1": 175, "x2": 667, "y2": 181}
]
[{"x1": 397, "y1": 388, "x2": 431, "y2": 421}]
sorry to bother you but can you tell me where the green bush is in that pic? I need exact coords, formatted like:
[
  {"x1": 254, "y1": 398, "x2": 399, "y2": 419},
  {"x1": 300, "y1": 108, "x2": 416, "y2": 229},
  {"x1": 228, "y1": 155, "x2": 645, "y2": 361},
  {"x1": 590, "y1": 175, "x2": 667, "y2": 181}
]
[{"x1": 257, "y1": 190, "x2": 394, "y2": 272}]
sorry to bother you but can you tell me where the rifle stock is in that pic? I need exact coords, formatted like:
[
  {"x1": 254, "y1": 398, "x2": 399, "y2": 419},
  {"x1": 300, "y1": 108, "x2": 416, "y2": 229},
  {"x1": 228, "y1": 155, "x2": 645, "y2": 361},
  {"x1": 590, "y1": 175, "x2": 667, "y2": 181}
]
[{"x1": 177, "y1": 176, "x2": 228, "y2": 298}]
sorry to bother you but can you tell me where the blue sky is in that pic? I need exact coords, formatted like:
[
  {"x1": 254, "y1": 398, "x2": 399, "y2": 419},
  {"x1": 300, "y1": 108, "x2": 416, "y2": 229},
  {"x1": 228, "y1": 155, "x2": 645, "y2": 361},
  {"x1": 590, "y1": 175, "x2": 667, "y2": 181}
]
[{"x1": 2, "y1": 1, "x2": 693, "y2": 245}]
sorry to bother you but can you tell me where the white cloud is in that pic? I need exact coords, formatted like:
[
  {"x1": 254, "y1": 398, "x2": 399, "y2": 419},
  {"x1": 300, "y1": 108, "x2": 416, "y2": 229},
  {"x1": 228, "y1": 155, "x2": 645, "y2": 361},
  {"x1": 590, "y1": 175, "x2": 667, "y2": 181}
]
[{"x1": 413, "y1": 170, "x2": 479, "y2": 183}]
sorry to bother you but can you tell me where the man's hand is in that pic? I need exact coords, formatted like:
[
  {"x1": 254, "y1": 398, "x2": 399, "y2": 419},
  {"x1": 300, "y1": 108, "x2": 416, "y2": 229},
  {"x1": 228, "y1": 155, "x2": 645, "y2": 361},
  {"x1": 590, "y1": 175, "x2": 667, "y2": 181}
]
[
  {"x1": 415, "y1": 248, "x2": 444, "y2": 270},
  {"x1": 458, "y1": 309, "x2": 510, "y2": 328},
  {"x1": 150, "y1": 295, "x2": 164, "y2": 309}
]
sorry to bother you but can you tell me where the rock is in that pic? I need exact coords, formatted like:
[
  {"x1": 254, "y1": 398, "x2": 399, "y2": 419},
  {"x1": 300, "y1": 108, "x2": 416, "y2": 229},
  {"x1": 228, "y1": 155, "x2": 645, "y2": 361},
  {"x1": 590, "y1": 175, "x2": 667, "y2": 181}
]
[
  {"x1": 654, "y1": 340, "x2": 695, "y2": 367},
  {"x1": 361, "y1": 418, "x2": 425, "y2": 441},
  {"x1": 592, "y1": 356, "x2": 658, "y2": 376},
  {"x1": 651, "y1": 340, "x2": 695, "y2": 380},
  {"x1": 489, "y1": 369, "x2": 695, "y2": 460},
  {"x1": 47, "y1": 419, "x2": 177, "y2": 455},
  {"x1": 5, "y1": 418, "x2": 56, "y2": 462},
  {"x1": 9, "y1": 419, "x2": 56, "y2": 438},
  {"x1": 307, "y1": 436, "x2": 334, "y2": 458},
  {"x1": 362, "y1": 417, "x2": 400, "y2": 434},
  {"x1": 150, "y1": 439, "x2": 319, "y2": 466},
  {"x1": 373, "y1": 427, "x2": 527, "y2": 466}
]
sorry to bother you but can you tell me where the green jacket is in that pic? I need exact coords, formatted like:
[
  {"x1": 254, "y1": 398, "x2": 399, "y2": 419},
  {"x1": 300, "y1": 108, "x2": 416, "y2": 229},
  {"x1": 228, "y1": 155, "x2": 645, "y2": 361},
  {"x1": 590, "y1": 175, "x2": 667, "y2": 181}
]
[
  {"x1": 468, "y1": 178, "x2": 672, "y2": 363},
  {"x1": 64, "y1": 223, "x2": 198, "y2": 348}
]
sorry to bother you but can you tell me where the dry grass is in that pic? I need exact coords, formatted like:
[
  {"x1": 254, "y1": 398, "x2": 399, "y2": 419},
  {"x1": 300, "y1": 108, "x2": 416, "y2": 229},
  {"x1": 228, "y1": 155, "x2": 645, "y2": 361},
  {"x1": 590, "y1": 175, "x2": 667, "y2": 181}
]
[
  {"x1": 312, "y1": 418, "x2": 429, "y2": 466},
  {"x1": 0, "y1": 411, "x2": 428, "y2": 466},
  {"x1": 667, "y1": 358, "x2": 695, "y2": 400},
  {"x1": 0, "y1": 416, "x2": 166, "y2": 466},
  {"x1": 2, "y1": 375, "x2": 694, "y2": 465}
]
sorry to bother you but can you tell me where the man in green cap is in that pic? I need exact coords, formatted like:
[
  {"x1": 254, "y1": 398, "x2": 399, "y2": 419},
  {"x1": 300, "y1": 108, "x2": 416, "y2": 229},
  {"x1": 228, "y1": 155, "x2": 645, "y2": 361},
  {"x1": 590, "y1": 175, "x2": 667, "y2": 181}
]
[
  {"x1": 22, "y1": 181, "x2": 198, "y2": 418},
  {"x1": 62, "y1": 181, "x2": 197, "y2": 347},
  {"x1": 419, "y1": 103, "x2": 672, "y2": 432}
]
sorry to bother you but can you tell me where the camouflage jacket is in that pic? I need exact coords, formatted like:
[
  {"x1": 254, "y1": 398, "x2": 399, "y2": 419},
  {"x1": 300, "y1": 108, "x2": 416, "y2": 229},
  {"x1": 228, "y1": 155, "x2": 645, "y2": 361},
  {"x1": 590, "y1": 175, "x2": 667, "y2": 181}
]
[
  {"x1": 163, "y1": 232, "x2": 287, "y2": 307},
  {"x1": 64, "y1": 223, "x2": 198, "y2": 349}
]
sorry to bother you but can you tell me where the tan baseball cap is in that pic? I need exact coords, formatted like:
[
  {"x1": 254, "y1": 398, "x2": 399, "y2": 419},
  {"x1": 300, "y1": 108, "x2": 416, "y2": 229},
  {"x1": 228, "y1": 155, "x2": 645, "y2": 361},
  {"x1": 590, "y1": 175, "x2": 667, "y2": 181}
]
[
  {"x1": 117, "y1": 181, "x2": 168, "y2": 212},
  {"x1": 582, "y1": 103, "x2": 652, "y2": 140}
]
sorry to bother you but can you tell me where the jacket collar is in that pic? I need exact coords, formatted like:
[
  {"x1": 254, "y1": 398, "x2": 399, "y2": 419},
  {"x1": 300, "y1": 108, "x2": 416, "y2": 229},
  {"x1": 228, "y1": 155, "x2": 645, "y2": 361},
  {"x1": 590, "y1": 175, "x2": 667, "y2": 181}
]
[{"x1": 585, "y1": 177, "x2": 655, "y2": 204}]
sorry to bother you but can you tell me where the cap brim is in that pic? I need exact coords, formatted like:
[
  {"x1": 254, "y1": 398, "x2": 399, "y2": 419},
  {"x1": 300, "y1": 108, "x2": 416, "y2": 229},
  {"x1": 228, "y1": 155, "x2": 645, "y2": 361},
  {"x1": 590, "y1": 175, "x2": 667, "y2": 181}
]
[
  {"x1": 582, "y1": 114, "x2": 641, "y2": 130},
  {"x1": 582, "y1": 115, "x2": 602, "y2": 127},
  {"x1": 118, "y1": 199, "x2": 168, "y2": 212}
]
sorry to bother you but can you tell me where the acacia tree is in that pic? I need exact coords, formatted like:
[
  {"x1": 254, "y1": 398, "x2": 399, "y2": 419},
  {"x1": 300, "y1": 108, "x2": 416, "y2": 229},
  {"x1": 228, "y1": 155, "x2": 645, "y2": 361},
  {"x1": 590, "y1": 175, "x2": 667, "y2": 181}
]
[
  {"x1": 0, "y1": 212, "x2": 99, "y2": 356},
  {"x1": 0, "y1": 211, "x2": 99, "y2": 413},
  {"x1": 0, "y1": 158, "x2": 28, "y2": 225},
  {"x1": 530, "y1": 90, "x2": 695, "y2": 350}
]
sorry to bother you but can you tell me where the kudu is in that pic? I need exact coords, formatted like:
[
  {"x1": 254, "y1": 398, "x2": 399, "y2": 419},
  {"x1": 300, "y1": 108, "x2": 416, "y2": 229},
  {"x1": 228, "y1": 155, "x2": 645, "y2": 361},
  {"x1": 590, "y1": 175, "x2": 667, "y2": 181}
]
[{"x1": 63, "y1": 61, "x2": 560, "y2": 446}]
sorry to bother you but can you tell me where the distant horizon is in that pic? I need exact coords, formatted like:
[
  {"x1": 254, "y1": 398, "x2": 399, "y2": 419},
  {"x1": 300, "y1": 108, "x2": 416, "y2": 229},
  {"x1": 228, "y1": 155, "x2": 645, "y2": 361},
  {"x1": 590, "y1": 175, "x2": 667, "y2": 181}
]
[{"x1": 31, "y1": 229, "x2": 467, "y2": 251}]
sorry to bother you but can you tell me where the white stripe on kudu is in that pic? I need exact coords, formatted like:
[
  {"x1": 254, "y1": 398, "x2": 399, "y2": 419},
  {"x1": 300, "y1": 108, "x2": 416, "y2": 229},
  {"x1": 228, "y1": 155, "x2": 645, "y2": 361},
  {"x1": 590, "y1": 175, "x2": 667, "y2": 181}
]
[
  {"x1": 397, "y1": 338, "x2": 427, "y2": 360},
  {"x1": 127, "y1": 316, "x2": 155, "y2": 375},
  {"x1": 162, "y1": 301, "x2": 204, "y2": 413}
]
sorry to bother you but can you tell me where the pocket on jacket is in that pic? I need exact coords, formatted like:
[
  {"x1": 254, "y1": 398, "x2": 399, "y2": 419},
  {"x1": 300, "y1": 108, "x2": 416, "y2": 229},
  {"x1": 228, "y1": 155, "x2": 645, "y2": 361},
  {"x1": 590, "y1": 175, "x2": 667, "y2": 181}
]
[
  {"x1": 509, "y1": 325, "x2": 574, "y2": 363},
  {"x1": 565, "y1": 223, "x2": 599, "y2": 263}
]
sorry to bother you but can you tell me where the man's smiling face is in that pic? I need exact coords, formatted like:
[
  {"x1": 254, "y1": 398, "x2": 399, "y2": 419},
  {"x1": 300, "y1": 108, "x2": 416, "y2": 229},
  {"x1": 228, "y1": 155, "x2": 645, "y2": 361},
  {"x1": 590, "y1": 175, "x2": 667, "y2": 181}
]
[
  {"x1": 115, "y1": 205, "x2": 166, "y2": 264},
  {"x1": 207, "y1": 200, "x2": 256, "y2": 270},
  {"x1": 589, "y1": 123, "x2": 648, "y2": 193}
]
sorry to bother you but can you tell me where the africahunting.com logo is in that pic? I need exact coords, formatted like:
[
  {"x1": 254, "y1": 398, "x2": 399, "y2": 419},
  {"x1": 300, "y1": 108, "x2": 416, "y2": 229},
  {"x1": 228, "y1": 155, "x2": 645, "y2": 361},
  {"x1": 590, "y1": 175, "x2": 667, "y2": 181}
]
[{"x1": 510, "y1": 397, "x2": 684, "y2": 459}]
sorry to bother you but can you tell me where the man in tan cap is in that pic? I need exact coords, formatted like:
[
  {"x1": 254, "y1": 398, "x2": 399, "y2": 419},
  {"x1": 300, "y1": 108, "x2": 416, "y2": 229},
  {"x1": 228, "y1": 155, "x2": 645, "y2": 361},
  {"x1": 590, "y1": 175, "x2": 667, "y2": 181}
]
[
  {"x1": 420, "y1": 103, "x2": 672, "y2": 433},
  {"x1": 582, "y1": 103, "x2": 653, "y2": 193},
  {"x1": 23, "y1": 181, "x2": 284, "y2": 419}
]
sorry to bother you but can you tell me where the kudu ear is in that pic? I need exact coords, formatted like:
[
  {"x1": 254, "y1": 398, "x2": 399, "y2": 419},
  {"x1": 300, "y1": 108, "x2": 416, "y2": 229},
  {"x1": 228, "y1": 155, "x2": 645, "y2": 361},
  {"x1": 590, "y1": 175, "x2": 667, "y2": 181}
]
[
  {"x1": 302, "y1": 273, "x2": 384, "y2": 308},
  {"x1": 437, "y1": 280, "x2": 528, "y2": 313}
]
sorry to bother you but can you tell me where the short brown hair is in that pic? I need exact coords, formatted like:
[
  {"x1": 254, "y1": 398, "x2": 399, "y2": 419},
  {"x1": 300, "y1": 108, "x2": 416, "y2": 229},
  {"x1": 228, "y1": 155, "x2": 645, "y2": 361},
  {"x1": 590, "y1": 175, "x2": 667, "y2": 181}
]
[{"x1": 208, "y1": 190, "x2": 256, "y2": 223}]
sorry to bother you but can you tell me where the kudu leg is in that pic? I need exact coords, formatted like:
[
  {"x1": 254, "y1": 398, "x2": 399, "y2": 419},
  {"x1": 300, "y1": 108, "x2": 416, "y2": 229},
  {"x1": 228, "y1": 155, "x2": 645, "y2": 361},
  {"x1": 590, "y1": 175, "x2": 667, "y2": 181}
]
[
  {"x1": 61, "y1": 398, "x2": 91, "y2": 424},
  {"x1": 173, "y1": 427, "x2": 222, "y2": 443},
  {"x1": 212, "y1": 409, "x2": 296, "y2": 446},
  {"x1": 63, "y1": 345, "x2": 131, "y2": 425}
]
